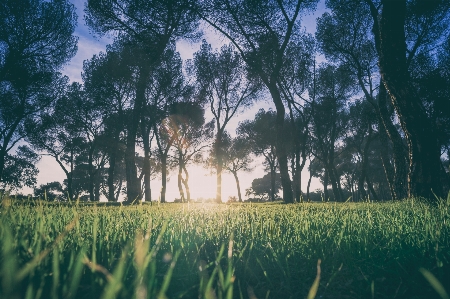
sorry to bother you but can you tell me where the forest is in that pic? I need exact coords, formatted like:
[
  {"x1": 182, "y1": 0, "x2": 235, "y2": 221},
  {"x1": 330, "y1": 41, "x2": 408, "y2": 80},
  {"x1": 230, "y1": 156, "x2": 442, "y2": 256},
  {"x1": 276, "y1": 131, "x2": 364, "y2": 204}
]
[{"x1": 1, "y1": 0, "x2": 450, "y2": 204}]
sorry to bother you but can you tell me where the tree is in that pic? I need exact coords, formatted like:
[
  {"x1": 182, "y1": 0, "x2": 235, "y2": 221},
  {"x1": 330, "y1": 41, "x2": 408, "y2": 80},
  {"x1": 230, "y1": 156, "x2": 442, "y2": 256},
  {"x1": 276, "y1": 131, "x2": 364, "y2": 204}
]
[
  {"x1": 343, "y1": 99, "x2": 381, "y2": 201},
  {"x1": 365, "y1": 0, "x2": 450, "y2": 200},
  {"x1": 26, "y1": 84, "x2": 89, "y2": 200},
  {"x1": 198, "y1": 0, "x2": 319, "y2": 203},
  {"x1": 167, "y1": 102, "x2": 213, "y2": 202},
  {"x1": 34, "y1": 181, "x2": 63, "y2": 201},
  {"x1": 85, "y1": 0, "x2": 200, "y2": 202},
  {"x1": 0, "y1": 145, "x2": 39, "y2": 191},
  {"x1": 0, "y1": 0, "x2": 77, "y2": 184},
  {"x1": 82, "y1": 45, "x2": 134, "y2": 201},
  {"x1": 143, "y1": 45, "x2": 190, "y2": 203},
  {"x1": 190, "y1": 41, "x2": 259, "y2": 202},
  {"x1": 250, "y1": 173, "x2": 282, "y2": 201},
  {"x1": 308, "y1": 64, "x2": 354, "y2": 202},
  {"x1": 316, "y1": 3, "x2": 408, "y2": 200},
  {"x1": 278, "y1": 39, "x2": 315, "y2": 202},
  {"x1": 223, "y1": 136, "x2": 254, "y2": 202},
  {"x1": 238, "y1": 109, "x2": 279, "y2": 201}
]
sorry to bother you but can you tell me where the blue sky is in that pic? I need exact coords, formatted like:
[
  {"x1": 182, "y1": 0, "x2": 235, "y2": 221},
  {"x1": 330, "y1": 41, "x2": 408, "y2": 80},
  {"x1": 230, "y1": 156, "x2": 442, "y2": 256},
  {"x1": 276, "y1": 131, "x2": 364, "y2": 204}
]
[{"x1": 27, "y1": 0, "x2": 327, "y2": 201}]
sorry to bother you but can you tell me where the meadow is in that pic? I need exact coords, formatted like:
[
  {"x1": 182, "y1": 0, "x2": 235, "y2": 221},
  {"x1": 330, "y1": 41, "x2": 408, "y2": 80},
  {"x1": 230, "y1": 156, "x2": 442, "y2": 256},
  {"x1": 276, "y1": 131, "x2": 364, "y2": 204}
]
[{"x1": 0, "y1": 197, "x2": 449, "y2": 299}]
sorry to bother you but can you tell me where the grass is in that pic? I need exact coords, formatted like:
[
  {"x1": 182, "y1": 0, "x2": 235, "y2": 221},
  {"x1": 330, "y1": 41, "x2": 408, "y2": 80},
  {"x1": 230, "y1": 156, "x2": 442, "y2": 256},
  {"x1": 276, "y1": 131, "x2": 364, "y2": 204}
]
[{"x1": 0, "y1": 197, "x2": 449, "y2": 299}]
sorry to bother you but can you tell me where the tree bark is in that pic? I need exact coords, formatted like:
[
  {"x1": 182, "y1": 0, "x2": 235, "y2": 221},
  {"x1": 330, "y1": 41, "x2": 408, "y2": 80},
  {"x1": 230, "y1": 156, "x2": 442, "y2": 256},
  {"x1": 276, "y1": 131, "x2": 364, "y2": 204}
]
[
  {"x1": 377, "y1": 82, "x2": 408, "y2": 199},
  {"x1": 329, "y1": 165, "x2": 342, "y2": 201},
  {"x1": 377, "y1": 0, "x2": 444, "y2": 200}
]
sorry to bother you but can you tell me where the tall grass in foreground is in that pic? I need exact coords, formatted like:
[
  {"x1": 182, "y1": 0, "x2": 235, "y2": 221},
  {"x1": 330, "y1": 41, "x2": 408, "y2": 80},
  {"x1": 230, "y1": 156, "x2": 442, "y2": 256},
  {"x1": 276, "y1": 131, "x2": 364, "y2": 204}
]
[{"x1": 0, "y1": 198, "x2": 449, "y2": 299}]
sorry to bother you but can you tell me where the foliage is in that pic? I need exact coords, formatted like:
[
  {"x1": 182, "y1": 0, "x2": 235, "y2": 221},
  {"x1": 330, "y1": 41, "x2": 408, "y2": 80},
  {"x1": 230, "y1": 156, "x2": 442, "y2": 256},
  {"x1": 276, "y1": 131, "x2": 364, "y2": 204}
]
[
  {"x1": 0, "y1": 145, "x2": 39, "y2": 190},
  {"x1": 34, "y1": 181, "x2": 64, "y2": 201},
  {"x1": 250, "y1": 173, "x2": 282, "y2": 200},
  {"x1": 0, "y1": 0, "x2": 77, "y2": 185}
]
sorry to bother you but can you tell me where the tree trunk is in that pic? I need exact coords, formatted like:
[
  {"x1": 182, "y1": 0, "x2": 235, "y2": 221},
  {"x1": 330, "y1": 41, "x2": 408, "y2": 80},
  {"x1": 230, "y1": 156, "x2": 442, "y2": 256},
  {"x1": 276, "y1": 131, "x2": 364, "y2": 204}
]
[
  {"x1": 215, "y1": 132, "x2": 223, "y2": 203},
  {"x1": 323, "y1": 168, "x2": 329, "y2": 201},
  {"x1": 357, "y1": 174, "x2": 367, "y2": 201},
  {"x1": 287, "y1": 101, "x2": 302, "y2": 203},
  {"x1": 94, "y1": 172, "x2": 100, "y2": 201},
  {"x1": 216, "y1": 161, "x2": 222, "y2": 203},
  {"x1": 377, "y1": 0, "x2": 444, "y2": 200},
  {"x1": 232, "y1": 171, "x2": 243, "y2": 202},
  {"x1": 160, "y1": 155, "x2": 167, "y2": 203},
  {"x1": 178, "y1": 161, "x2": 185, "y2": 202},
  {"x1": 67, "y1": 148, "x2": 74, "y2": 200},
  {"x1": 0, "y1": 117, "x2": 22, "y2": 184},
  {"x1": 377, "y1": 118, "x2": 396, "y2": 200},
  {"x1": 125, "y1": 67, "x2": 149, "y2": 203},
  {"x1": 377, "y1": 81, "x2": 408, "y2": 199},
  {"x1": 143, "y1": 156, "x2": 152, "y2": 202},
  {"x1": 115, "y1": 179, "x2": 122, "y2": 202},
  {"x1": 266, "y1": 82, "x2": 293, "y2": 203},
  {"x1": 141, "y1": 122, "x2": 152, "y2": 202},
  {"x1": 88, "y1": 146, "x2": 95, "y2": 202},
  {"x1": 307, "y1": 170, "x2": 313, "y2": 202},
  {"x1": 270, "y1": 160, "x2": 276, "y2": 202},
  {"x1": 329, "y1": 165, "x2": 341, "y2": 201},
  {"x1": 182, "y1": 166, "x2": 191, "y2": 202},
  {"x1": 108, "y1": 151, "x2": 116, "y2": 202}
]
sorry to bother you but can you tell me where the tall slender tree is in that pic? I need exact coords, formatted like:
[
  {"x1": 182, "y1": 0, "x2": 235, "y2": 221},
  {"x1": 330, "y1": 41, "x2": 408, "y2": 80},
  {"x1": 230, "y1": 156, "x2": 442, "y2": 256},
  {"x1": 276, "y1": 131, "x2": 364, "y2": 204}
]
[
  {"x1": 85, "y1": 0, "x2": 200, "y2": 202},
  {"x1": 308, "y1": 64, "x2": 354, "y2": 201},
  {"x1": 166, "y1": 103, "x2": 213, "y2": 202},
  {"x1": 82, "y1": 45, "x2": 134, "y2": 201},
  {"x1": 190, "y1": 41, "x2": 259, "y2": 202},
  {"x1": 222, "y1": 136, "x2": 254, "y2": 202},
  {"x1": 238, "y1": 109, "x2": 279, "y2": 202},
  {"x1": 316, "y1": 3, "x2": 409, "y2": 200},
  {"x1": 197, "y1": 0, "x2": 319, "y2": 202}
]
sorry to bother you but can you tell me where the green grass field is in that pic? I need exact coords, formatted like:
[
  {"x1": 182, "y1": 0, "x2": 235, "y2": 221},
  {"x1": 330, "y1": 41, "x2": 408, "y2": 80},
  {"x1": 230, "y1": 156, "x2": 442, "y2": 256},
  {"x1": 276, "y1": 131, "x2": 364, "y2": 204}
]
[{"x1": 1, "y1": 197, "x2": 449, "y2": 299}]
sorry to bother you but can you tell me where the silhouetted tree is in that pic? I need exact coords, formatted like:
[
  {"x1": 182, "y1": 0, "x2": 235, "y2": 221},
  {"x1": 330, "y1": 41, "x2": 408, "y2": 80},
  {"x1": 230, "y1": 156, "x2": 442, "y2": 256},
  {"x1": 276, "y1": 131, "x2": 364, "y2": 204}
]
[
  {"x1": 316, "y1": 3, "x2": 408, "y2": 200},
  {"x1": 278, "y1": 37, "x2": 315, "y2": 202},
  {"x1": 34, "y1": 181, "x2": 63, "y2": 201},
  {"x1": 82, "y1": 45, "x2": 133, "y2": 201},
  {"x1": 85, "y1": 0, "x2": 200, "y2": 202},
  {"x1": 250, "y1": 173, "x2": 282, "y2": 201},
  {"x1": 0, "y1": 0, "x2": 77, "y2": 184},
  {"x1": 238, "y1": 109, "x2": 279, "y2": 201},
  {"x1": 190, "y1": 41, "x2": 259, "y2": 202},
  {"x1": 198, "y1": 0, "x2": 319, "y2": 203},
  {"x1": 308, "y1": 64, "x2": 354, "y2": 201},
  {"x1": 143, "y1": 45, "x2": 190, "y2": 203},
  {"x1": 222, "y1": 136, "x2": 254, "y2": 202},
  {"x1": 0, "y1": 145, "x2": 39, "y2": 191},
  {"x1": 167, "y1": 102, "x2": 213, "y2": 202},
  {"x1": 365, "y1": 0, "x2": 450, "y2": 200}
]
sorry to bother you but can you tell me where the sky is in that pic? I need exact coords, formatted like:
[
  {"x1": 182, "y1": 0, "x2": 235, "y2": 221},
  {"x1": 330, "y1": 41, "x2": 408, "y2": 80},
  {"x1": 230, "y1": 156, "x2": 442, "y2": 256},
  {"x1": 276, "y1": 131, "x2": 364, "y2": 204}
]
[{"x1": 20, "y1": 0, "x2": 327, "y2": 201}]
